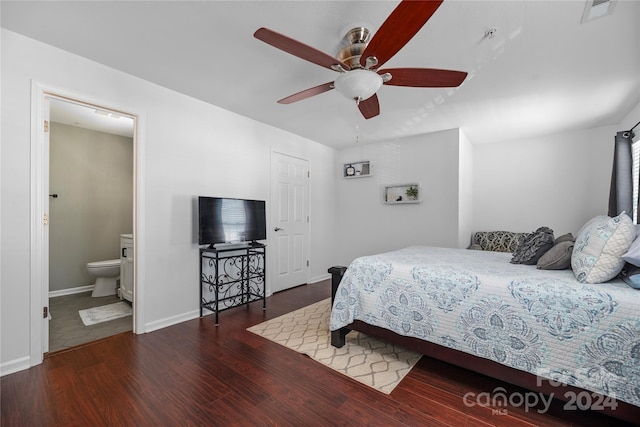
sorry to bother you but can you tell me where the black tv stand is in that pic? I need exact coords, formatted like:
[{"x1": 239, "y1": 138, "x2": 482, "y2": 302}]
[{"x1": 199, "y1": 243, "x2": 266, "y2": 325}]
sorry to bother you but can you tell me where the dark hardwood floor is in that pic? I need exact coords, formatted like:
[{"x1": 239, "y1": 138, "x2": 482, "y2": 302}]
[{"x1": 1, "y1": 280, "x2": 634, "y2": 426}]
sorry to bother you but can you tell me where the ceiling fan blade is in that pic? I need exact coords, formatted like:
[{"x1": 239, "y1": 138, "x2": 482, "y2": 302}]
[
  {"x1": 254, "y1": 28, "x2": 348, "y2": 71},
  {"x1": 360, "y1": 0, "x2": 444, "y2": 68},
  {"x1": 277, "y1": 82, "x2": 335, "y2": 104},
  {"x1": 380, "y1": 68, "x2": 467, "y2": 87},
  {"x1": 358, "y1": 94, "x2": 380, "y2": 119}
]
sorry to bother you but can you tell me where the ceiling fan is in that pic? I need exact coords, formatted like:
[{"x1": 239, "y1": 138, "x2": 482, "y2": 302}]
[{"x1": 254, "y1": 0, "x2": 467, "y2": 119}]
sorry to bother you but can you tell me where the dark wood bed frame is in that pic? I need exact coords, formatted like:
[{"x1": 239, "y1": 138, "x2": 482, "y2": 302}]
[{"x1": 328, "y1": 266, "x2": 639, "y2": 424}]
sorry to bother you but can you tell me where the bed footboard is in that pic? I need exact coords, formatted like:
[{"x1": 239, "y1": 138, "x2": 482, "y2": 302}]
[{"x1": 328, "y1": 266, "x2": 348, "y2": 348}]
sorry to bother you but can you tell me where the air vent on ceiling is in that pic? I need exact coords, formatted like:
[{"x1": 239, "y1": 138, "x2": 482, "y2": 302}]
[{"x1": 581, "y1": 0, "x2": 616, "y2": 23}]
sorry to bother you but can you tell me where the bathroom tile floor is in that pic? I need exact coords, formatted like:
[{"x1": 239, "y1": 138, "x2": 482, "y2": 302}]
[{"x1": 48, "y1": 291, "x2": 132, "y2": 353}]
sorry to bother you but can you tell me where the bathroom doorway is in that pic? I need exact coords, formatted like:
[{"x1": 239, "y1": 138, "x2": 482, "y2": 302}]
[{"x1": 47, "y1": 97, "x2": 136, "y2": 353}]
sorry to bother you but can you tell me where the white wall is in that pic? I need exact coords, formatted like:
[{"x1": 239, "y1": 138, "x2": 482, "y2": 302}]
[
  {"x1": 619, "y1": 102, "x2": 639, "y2": 136},
  {"x1": 49, "y1": 123, "x2": 134, "y2": 292},
  {"x1": 334, "y1": 102, "x2": 639, "y2": 265},
  {"x1": 335, "y1": 129, "x2": 462, "y2": 265},
  {"x1": 1, "y1": 30, "x2": 337, "y2": 373},
  {"x1": 472, "y1": 112, "x2": 639, "y2": 237},
  {"x1": 458, "y1": 130, "x2": 474, "y2": 248}
]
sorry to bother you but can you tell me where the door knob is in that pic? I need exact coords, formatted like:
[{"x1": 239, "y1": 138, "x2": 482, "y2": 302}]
[{"x1": 274, "y1": 227, "x2": 283, "y2": 232}]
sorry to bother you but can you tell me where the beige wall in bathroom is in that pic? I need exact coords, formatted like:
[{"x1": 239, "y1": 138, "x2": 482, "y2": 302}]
[{"x1": 49, "y1": 122, "x2": 133, "y2": 292}]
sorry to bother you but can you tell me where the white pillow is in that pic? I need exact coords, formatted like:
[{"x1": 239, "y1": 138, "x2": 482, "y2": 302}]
[{"x1": 571, "y1": 213, "x2": 635, "y2": 284}]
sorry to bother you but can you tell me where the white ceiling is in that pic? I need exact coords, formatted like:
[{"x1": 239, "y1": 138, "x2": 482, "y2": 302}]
[
  {"x1": 49, "y1": 98, "x2": 135, "y2": 137},
  {"x1": 2, "y1": 1, "x2": 639, "y2": 148}
]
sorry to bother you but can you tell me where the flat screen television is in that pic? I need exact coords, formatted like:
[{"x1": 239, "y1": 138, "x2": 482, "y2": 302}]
[{"x1": 198, "y1": 196, "x2": 266, "y2": 246}]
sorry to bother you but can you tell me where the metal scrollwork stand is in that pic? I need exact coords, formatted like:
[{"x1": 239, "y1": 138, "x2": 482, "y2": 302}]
[{"x1": 199, "y1": 243, "x2": 266, "y2": 325}]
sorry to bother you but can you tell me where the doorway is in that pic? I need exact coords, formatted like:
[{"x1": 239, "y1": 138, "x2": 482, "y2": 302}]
[
  {"x1": 46, "y1": 98, "x2": 135, "y2": 352},
  {"x1": 28, "y1": 82, "x2": 144, "y2": 366},
  {"x1": 270, "y1": 151, "x2": 310, "y2": 293}
]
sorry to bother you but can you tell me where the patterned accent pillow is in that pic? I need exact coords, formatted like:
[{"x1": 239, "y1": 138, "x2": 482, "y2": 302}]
[
  {"x1": 571, "y1": 213, "x2": 636, "y2": 284},
  {"x1": 510, "y1": 226, "x2": 555, "y2": 265},
  {"x1": 472, "y1": 231, "x2": 528, "y2": 253}
]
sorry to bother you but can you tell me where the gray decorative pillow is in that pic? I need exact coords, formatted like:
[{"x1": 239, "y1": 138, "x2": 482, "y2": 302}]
[
  {"x1": 555, "y1": 233, "x2": 575, "y2": 244},
  {"x1": 537, "y1": 241, "x2": 574, "y2": 270},
  {"x1": 511, "y1": 226, "x2": 555, "y2": 265}
]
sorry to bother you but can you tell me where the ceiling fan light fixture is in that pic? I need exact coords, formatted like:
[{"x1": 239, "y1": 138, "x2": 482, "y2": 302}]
[{"x1": 334, "y1": 69, "x2": 383, "y2": 102}]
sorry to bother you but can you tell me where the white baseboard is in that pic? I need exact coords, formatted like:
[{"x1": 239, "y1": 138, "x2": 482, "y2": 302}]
[
  {"x1": 0, "y1": 356, "x2": 31, "y2": 377},
  {"x1": 308, "y1": 273, "x2": 330, "y2": 284},
  {"x1": 49, "y1": 285, "x2": 94, "y2": 298},
  {"x1": 144, "y1": 310, "x2": 200, "y2": 333},
  {"x1": 144, "y1": 295, "x2": 275, "y2": 333}
]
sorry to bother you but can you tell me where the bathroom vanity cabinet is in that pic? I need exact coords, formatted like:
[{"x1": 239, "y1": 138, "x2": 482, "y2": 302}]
[
  {"x1": 120, "y1": 234, "x2": 134, "y2": 302},
  {"x1": 199, "y1": 243, "x2": 266, "y2": 325}
]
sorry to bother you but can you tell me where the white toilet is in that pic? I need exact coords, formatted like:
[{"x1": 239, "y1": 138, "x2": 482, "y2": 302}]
[{"x1": 87, "y1": 259, "x2": 121, "y2": 297}]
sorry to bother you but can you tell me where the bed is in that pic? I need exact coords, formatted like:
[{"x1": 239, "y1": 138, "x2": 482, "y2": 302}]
[{"x1": 328, "y1": 245, "x2": 640, "y2": 423}]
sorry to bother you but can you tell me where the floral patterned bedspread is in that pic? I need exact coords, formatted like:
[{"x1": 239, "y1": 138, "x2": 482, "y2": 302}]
[{"x1": 329, "y1": 246, "x2": 640, "y2": 407}]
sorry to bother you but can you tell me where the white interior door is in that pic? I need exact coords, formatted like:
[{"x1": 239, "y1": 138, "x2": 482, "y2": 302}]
[{"x1": 270, "y1": 152, "x2": 310, "y2": 293}]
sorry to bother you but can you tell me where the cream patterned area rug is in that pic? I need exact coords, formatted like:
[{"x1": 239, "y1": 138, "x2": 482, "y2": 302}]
[
  {"x1": 247, "y1": 298, "x2": 422, "y2": 394},
  {"x1": 79, "y1": 302, "x2": 132, "y2": 326}
]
